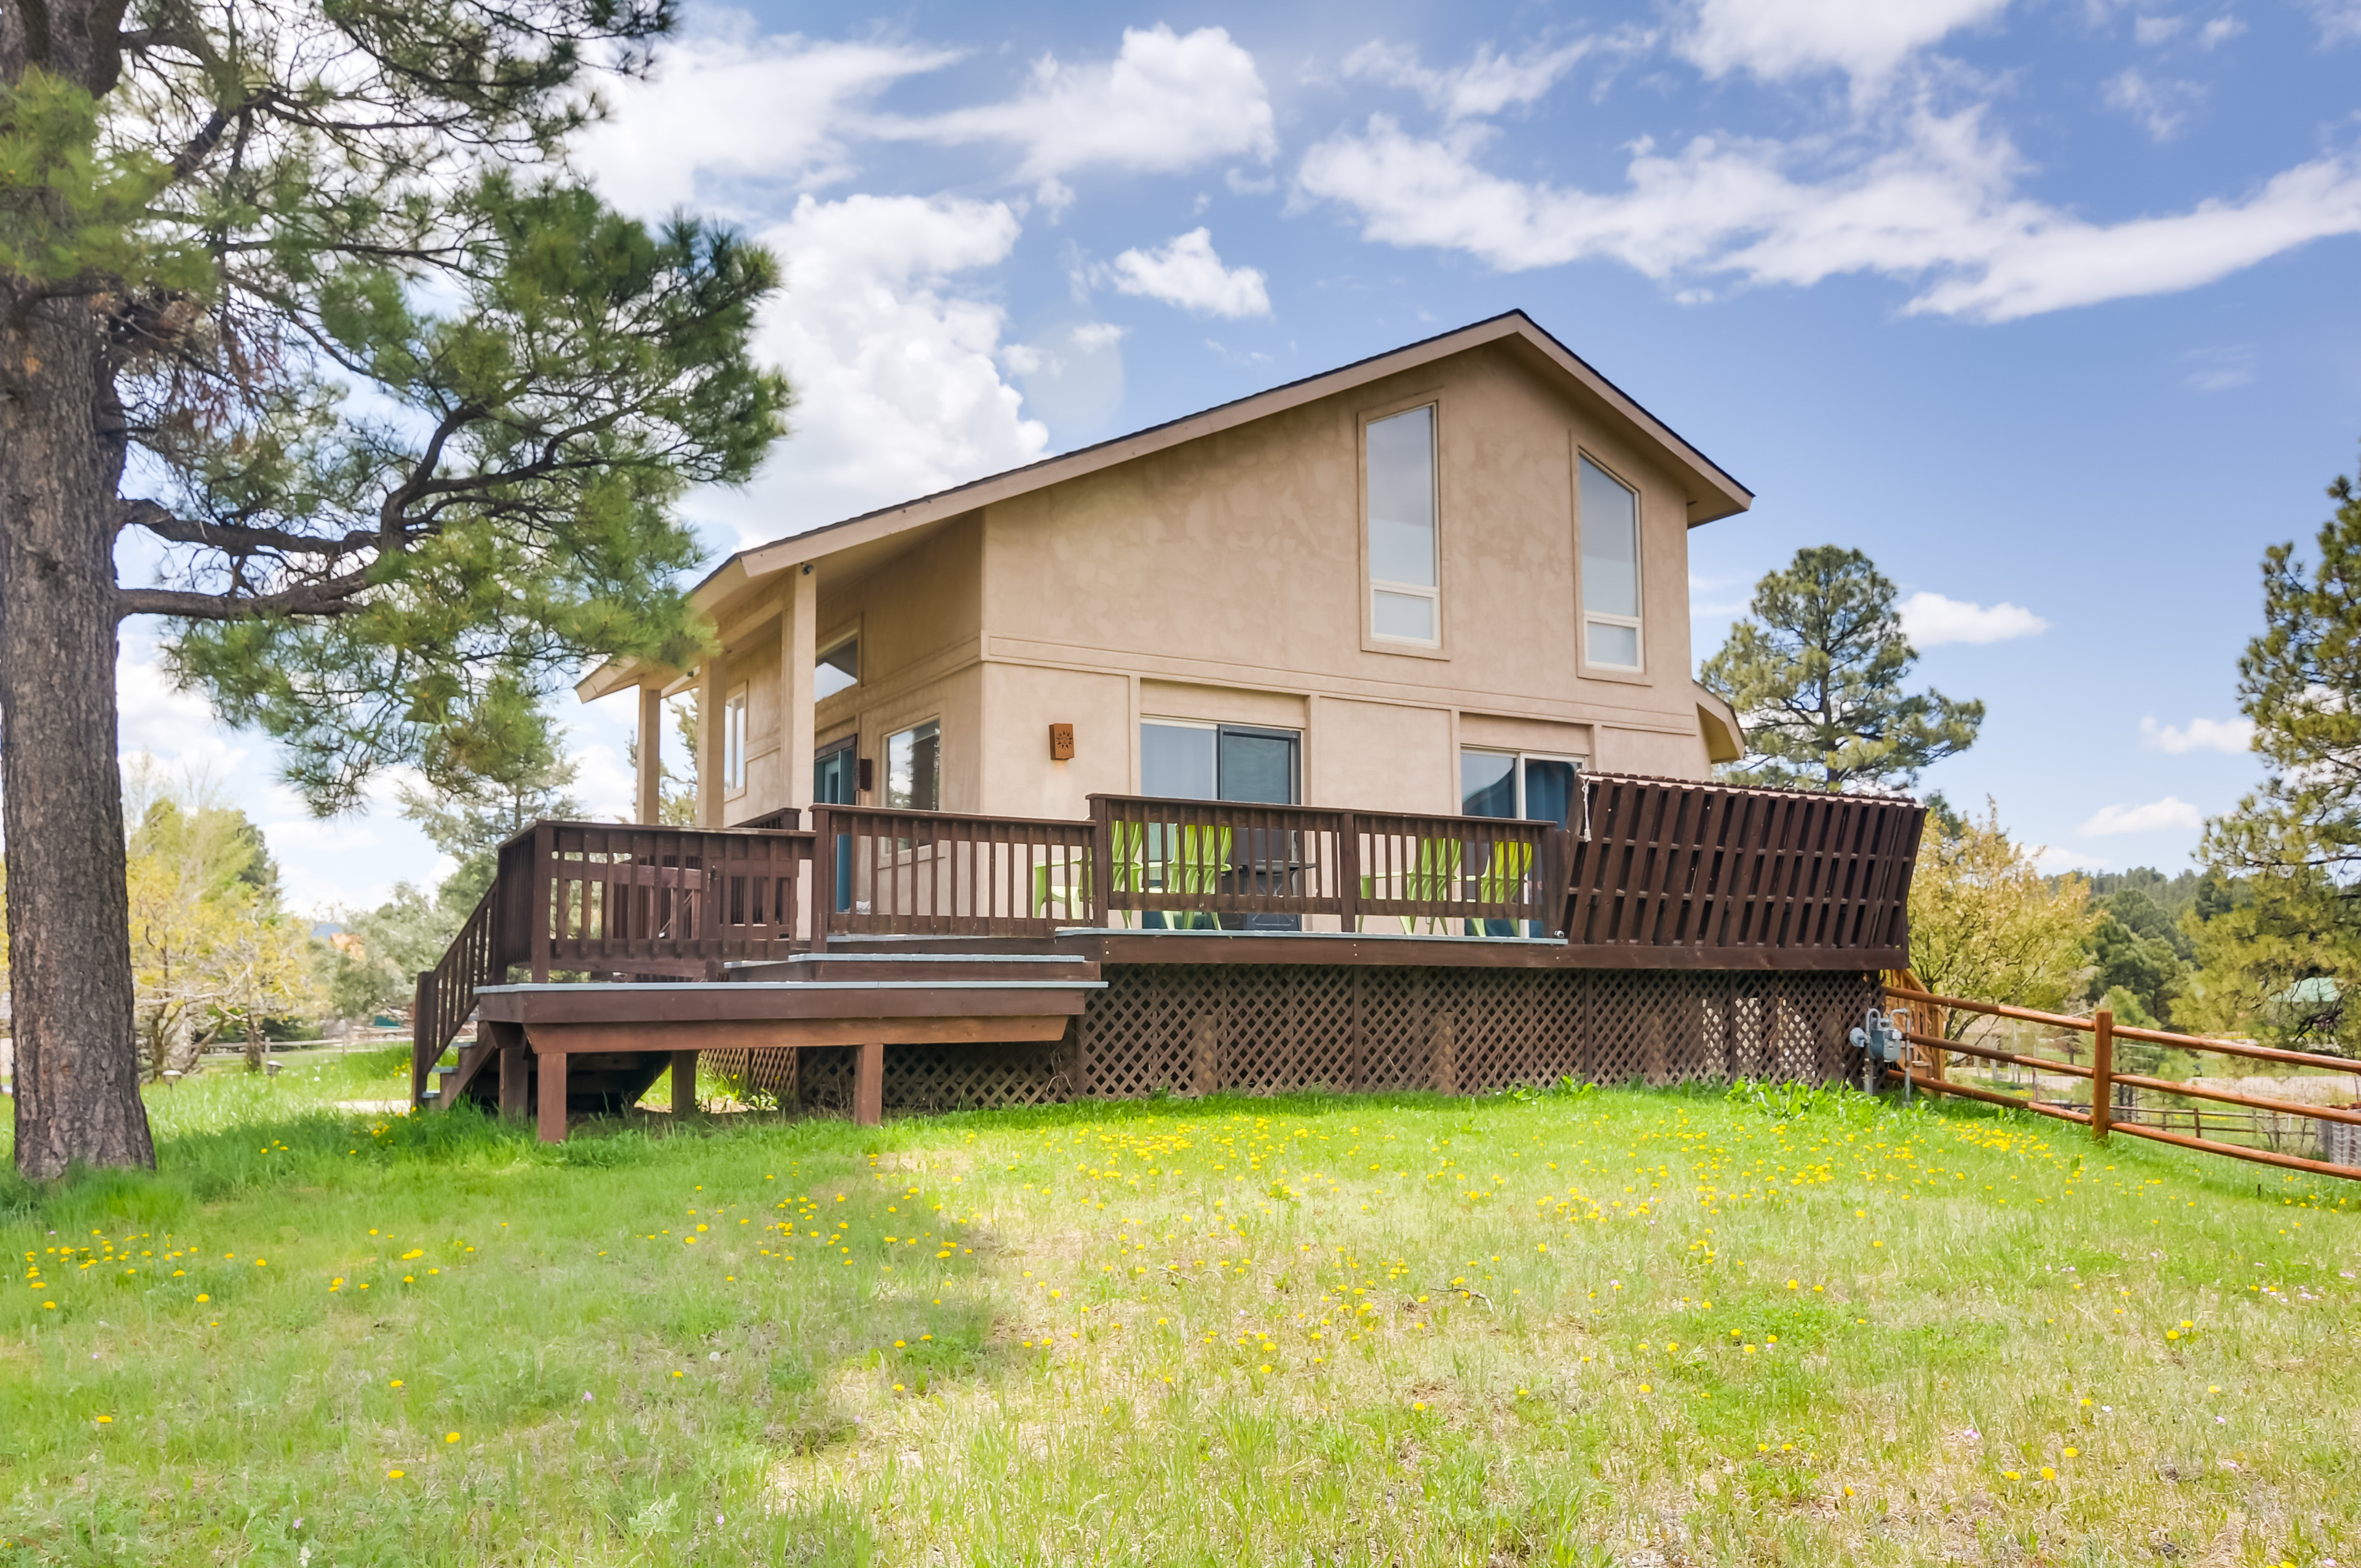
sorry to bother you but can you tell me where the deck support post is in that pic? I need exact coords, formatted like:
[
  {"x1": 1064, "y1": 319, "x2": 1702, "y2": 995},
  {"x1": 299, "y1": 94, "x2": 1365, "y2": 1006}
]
[
  {"x1": 1431, "y1": 1015, "x2": 1457, "y2": 1095},
  {"x1": 1188, "y1": 1014, "x2": 1220, "y2": 1096},
  {"x1": 499, "y1": 1037, "x2": 526, "y2": 1122},
  {"x1": 636, "y1": 684, "x2": 663, "y2": 826},
  {"x1": 853, "y1": 1040, "x2": 884, "y2": 1127},
  {"x1": 537, "y1": 1049, "x2": 569, "y2": 1144},
  {"x1": 671, "y1": 1050, "x2": 699, "y2": 1119}
]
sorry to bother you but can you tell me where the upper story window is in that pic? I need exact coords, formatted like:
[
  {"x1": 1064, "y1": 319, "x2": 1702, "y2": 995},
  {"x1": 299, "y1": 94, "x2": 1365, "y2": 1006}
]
[
  {"x1": 885, "y1": 719, "x2": 940, "y2": 811},
  {"x1": 1366, "y1": 405, "x2": 1438, "y2": 645},
  {"x1": 1579, "y1": 455, "x2": 1642, "y2": 670},
  {"x1": 816, "y1": 634, "x2": 858, "y2": 699},
  {"x1": 722, "y1": 685, "x2": 749, "y2": 793}
]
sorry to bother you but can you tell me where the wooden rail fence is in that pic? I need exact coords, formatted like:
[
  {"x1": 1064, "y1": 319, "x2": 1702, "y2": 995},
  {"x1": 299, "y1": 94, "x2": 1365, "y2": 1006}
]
[{"x1": 1883, "y1": 984, "x2": 2361, "y2": 1182}]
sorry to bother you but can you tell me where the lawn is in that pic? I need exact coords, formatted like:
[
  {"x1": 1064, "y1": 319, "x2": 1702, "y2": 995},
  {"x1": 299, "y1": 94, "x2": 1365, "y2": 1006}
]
[{"x1": 2, "y1": 1051, "x2": 2356, "y2": 1566}]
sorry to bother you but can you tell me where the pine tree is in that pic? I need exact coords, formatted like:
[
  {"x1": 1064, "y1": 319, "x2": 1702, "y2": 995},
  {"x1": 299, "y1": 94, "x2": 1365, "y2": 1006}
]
[
  {"x1": 2190, "y1": 448, "x2": 2361, "y2": 1053},
  {"x1": 1, "y1": 0, "x2": 788, "y2": 1176},
  {"x1": 1701, "y1": 546, "x2": 1983, "y2": 791}
]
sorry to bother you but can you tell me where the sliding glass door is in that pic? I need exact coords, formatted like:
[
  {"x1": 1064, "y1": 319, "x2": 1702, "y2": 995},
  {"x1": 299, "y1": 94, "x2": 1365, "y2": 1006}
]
[{"x1": 1460, "y1": 750, "x2": 1583, "y2": 934}]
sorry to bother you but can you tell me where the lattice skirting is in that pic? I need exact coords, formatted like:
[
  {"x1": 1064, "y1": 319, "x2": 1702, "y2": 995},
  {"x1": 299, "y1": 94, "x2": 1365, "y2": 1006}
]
[{"x1": 711, "y1": 965, "x2": 1878, "y2": 1112}]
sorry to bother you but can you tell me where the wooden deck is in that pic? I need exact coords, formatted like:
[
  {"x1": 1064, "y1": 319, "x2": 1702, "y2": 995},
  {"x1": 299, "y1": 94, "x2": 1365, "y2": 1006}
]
[{"x1": 412, "y1": 774, "x2": 1924, "y2": 1128}]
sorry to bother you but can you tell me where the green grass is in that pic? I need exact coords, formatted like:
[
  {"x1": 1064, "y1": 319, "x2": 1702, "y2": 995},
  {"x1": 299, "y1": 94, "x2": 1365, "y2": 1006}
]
[{"x1": 2, "y1": 1055, "x2": 2357, "y2": 1566}]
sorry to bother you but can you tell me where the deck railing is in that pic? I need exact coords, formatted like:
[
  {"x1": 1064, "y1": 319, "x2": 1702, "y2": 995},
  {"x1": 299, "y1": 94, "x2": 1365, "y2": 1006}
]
[
  {"x1": 1085, "y1": 795, "x2": 1565, "y2": 935},
  {"x1": 1567, "y1": 776, "x2": 1920, "y2": 967},
  {"x1": 812, "y1": 806, "x2": 1096, "y2": 939},
  {"x1": 414, "y1": 777, "x2": 1924, "y2": 1101}
]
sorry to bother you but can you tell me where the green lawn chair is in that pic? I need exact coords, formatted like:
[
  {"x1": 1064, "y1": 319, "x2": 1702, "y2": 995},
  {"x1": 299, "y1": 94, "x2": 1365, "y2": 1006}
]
[
  {"x1": 1147, "y1": 823, "x2": 1231, "y2": 930},
  {"x1": 1360, "y1": 837, "x2": 1463, "y2": 934},
  {"x1": 1031, "y1": 820, "x2": 1150, "y2": 926},
  {"x1": 1466, "y1": 839, "x2": 1534, "y2": 937}
]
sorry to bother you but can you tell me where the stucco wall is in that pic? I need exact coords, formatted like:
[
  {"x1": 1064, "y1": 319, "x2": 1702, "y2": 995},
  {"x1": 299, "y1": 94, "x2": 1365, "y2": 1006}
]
[
  {"x1": 978, "y1": 341, "x2": 1698, "y2": 735},
  {"x1": 708, "y1": 338, "x2": 1718, "y2": 823}
]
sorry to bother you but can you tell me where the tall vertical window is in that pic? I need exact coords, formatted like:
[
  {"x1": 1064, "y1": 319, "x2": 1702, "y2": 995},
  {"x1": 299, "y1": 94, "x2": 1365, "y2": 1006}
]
[
  {"x1": 1366, "y1": 405, "x2": 1438, "y2": 644},
  {"x1": 1580, "y1": 455, "x2": 1642, "y2": 669},
  {"x1": 886, "y1": 719, "x2": 940, "y2": 811},
  {"x1": 722, "y1": 686, "x2": 749, "y2": 792}
]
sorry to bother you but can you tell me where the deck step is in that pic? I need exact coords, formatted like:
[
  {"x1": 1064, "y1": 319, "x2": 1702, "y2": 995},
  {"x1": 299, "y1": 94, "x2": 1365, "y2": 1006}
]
[{"x1": 726, "y1": 953, "x2": 1098, "y2": 986}]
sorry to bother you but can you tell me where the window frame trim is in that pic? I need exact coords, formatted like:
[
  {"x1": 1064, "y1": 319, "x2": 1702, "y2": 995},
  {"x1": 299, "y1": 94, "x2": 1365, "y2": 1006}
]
[
  {"x1": 1358, "y1": 393, "x2": 1451, "y2": 661},
  {"x1": 1573, "y1": 445, "x2": 1648, "y2": 680},
  {"x1": 882, "y1": 715, "x2": 943, "y2": 812},
  {"x1": 721, "y1": 683, "x2": 750, "y2": 797},
  {"x1": 1458, "y1": 746, "x2": 1590, "y2": 823}
]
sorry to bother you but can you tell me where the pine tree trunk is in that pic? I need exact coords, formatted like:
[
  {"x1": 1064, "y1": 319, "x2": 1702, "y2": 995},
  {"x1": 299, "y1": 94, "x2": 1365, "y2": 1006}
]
[{"x1": 0, "y1": 280, "x2": 154, "y2": 1179}]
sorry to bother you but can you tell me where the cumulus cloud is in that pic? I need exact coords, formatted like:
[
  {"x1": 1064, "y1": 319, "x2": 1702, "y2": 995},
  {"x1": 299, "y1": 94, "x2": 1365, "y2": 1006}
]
[
  {"x1": 2140, "y1": 715, "x2": 2255, "y2": 753},
  {"x1": 116, "y1": 644, "x2": 248, "y2": 777},
  {"x1": 1341, "y1": 38, "x2": 1605, "y2": 120},
  {"x1": 575, "y1": 23, "x2": 959, "y2": 215},
  {"x1": 1295, "y1": 106, "x2": 2361, "y2": 322},
  {"x1": 881, "y1": 25, "x2": 1275, "y2": 180},
  {"x1": 2199, "y1": 15, "x2": 2248, "y2": 46},
  {"x1": 698, "y1": 193, "x2": 1048, "y2": 544},
  {"x1": 2105, "y1": 68, "x2": 2205, "y2": 140},
  {"x1": 1898, "y1": 590, "x2": 2047, "y2": 645},
  {"x1": 1102, "y1": 228, "x2": 1272, "y2": 317},
  {"x1": 2079, "y1": 796, "x2": 2205, "y2": 834},
  {"x1": 1675, "y1": 0, "x2": 2012, "y2": 85}
]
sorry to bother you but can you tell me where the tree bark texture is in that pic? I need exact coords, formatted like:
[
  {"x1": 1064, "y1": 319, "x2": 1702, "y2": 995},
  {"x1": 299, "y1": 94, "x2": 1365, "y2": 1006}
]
[{"x1": 0, "y1": 278, "x2": 155, "y2": 1178}]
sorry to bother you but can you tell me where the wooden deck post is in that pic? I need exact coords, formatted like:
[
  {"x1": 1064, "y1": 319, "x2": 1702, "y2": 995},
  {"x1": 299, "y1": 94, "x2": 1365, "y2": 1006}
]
[
  {"x1": 1431, "y1": 1015, "x2": 1457, "y2": 1095},
  {"x1": 671, "y1": 1050, "x2": 699, "y2": 1119},
  {"x1": 853, "y1": 1040, "x2": 884, "y2": 1127},
  {"x1": 537, "y1": 1048, "x2": 569, "y2": 1144},
  {"x1": 499, "y1": 1036, "x2": 526, "y2": 1121},
  {"x1": 1189, "y1": 1013, "x2": 1220, "y2": 1096},
  {"x1": 2091, "y1": 1007, "x2": 2114, "y2": 1144}
]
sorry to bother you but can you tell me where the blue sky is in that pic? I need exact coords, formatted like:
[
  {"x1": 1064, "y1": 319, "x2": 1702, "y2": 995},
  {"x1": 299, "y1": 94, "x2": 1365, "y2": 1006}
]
[{"x1": 115, "y1": 0, "x2": 2361, "y2": 910}]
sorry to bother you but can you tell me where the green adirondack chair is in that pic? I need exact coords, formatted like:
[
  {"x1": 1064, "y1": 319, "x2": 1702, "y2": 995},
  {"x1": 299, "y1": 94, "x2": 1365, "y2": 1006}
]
[
  {"x1": 1147, "y1": 823, "x2": 1231, "y2": 930},
  {"x1": 1031, "y1": 820, "x2": 1150, "y2": 926},
  {"x1": 1360, "y1": 837, "x2": 1463, "y2": 934},
  {"x1": 1466, "y1": 839, "x2": 1534, "y2": 936}
]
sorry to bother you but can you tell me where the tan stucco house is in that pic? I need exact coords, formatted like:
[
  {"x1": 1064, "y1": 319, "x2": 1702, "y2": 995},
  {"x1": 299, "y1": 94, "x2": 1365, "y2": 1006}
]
[{"x1": 583, "y1": 310, "x2": 1752, "y2": 834}]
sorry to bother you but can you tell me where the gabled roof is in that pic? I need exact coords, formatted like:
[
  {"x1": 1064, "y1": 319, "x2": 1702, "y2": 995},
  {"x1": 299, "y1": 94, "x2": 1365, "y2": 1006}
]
[{"x1": 581, "y1": 310, "x2": 1750, "y2": 699}]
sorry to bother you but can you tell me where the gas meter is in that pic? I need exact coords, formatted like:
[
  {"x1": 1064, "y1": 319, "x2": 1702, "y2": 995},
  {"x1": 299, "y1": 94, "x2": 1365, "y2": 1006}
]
[{"x1": 1849, "y1": 1007, "x2": 1911, "y2": 1099}]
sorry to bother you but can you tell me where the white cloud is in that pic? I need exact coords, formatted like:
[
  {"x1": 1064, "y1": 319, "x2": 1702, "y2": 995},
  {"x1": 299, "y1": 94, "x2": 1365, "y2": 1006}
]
[
  {"x1": 117, "y1": 646, "x2": 249, "y2": 777},
  {"x1": 2311, "y1": 0, "x2": 2361, "y2": 42},
  {"x1": 2079, "y1": 796, "x2": 2205, "y2": 834},
  {"x1": 2033, "y1": 843, "x2": 2110, "y2": 874},
  {"x1": 576, "y1": 22, "x2": 959, "y2": 215},
  {"x1": 883, "y1": 25, "x2": 1275, "y2": 181},
  {"x1": 2104, "y1": 68, "x2": 2205, "y2": 140},
  {"x1": 1102, "y1": 228, "x2": 1272, "y2": 317},
  {"x1": 1898, "y1": 590, "x2": 2047, "y2": 645},
  {"x1": 699, "y1": 193, "x2": 1048, "y2": 544},
  {"x1": 2134, "y1": 14, "x2": 2185, "y2": 43},
  {"x1": 1675, "y1": 0, "x2": 2012, "y2": 85},
  {"x1": 2199, "y1": 15, "x2": 2247, "y2": 46},
  {"x1": 2181, "y1": 343, "x2": 2255, "y2": 390},
  {"x1": 1341, "y1": 38, "x2": 1603, "y2": 120},
  {"x1": 1296, "y1": 107, "x2": 2361, "y2": 322},
  {"x1": 2140, "y1": 715, "x2": 2255, "y2": 753}
]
